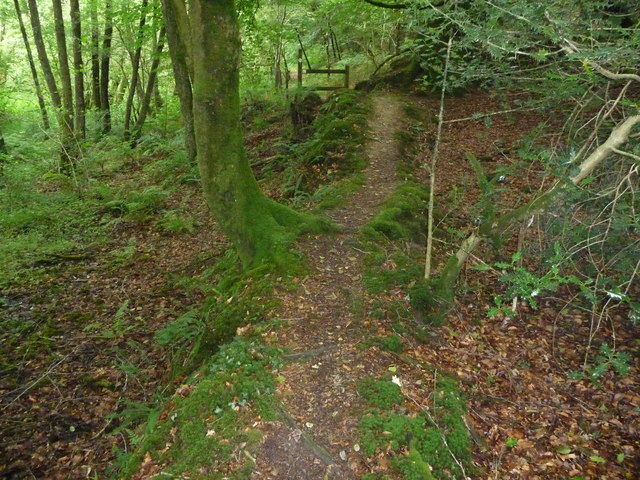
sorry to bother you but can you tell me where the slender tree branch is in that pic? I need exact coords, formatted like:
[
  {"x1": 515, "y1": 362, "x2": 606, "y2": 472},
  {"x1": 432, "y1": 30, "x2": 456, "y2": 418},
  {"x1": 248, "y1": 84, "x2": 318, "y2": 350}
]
[
  {"x1": 589, "y1": 63, "x2": 640, "y2": 84},
  {"x1": 362, "y1": 0, "x2": 407, "y2": 9},
  {"x1": 611, "y1": 148, "x2": 640, "y2": 162},
  {"x1": 425, "y1": 36, "x2": 453, "y2": 279},
  {"x1": 372, "y1": 48, "x2": 411, "y2": 76},
  {"x1": 572, "y1": 115, "x2": 640, "y2": 184},
  {"x1": 545, "y1": 12, "x2": 640, "y2": 84}
]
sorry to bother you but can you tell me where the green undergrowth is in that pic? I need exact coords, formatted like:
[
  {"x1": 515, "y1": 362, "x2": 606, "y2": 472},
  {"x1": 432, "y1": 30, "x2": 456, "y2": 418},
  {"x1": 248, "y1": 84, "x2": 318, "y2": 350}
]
[
  {"x1": 0, "y1": 160, "x2": 106, "y2": 289},
  {"x1": 157, "y1": 250, "x2": 286, "y2": 372},
  {"x1": 0, "y1": 130, "x2": 201, "y2": 289},
  {"x1": 358, "y1": 182, "x2": 434, "y2": 320},
  {"x1": 114, "y1": 335, "x2": 282, "y2": 479},
  {"x1": 114, "y1": 250, "x2": 298, "y2": 478},
  {"x1": 311, "y1": 172, "x2": 365, "y2": 211},
  {"x1": 286, "y1": 89, "x2": 370, "y2": 203},
  {"x1": 359, "y1": 375, "x2": 472, "y2": 479},
  {"x1": 395, "y1": 102, "x2": 427, "y2": 178}
]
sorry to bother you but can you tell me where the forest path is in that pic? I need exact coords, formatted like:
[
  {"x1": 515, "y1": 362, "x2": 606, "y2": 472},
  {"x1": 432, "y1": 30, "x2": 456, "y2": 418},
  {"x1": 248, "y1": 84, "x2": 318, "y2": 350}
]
[{"x1": 253, "y1": 94, "x2": 407, "y2": 479}]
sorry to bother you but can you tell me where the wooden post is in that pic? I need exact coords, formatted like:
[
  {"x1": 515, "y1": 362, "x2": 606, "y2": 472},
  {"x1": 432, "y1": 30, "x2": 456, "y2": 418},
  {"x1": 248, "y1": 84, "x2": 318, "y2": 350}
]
[
  {"x1": 344, "y1": 65, "x2": 350, "y2": 89},
  {"x1": 297, "y1": 48, "x2": 303, "y2": 87}
]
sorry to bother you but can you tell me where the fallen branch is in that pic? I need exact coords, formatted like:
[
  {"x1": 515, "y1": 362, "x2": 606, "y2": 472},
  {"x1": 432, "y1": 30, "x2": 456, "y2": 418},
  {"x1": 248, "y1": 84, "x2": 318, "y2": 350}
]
[
  {"x1": 371, "y1": 48, "x2": 411, "y2": 76},
  {"x1": 431, "y1": 114, "x2": 640, "y2": 310},
  {"x1": 4, "y1": 351, "x2": 75, "y2": 408}
]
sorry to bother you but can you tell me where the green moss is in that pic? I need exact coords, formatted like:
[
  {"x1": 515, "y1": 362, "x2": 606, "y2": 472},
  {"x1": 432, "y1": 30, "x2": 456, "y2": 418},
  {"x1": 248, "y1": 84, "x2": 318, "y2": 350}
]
[
  {"x1": 288, "y1": 90, "x2": 370, "y2": 196},
  {"x1": 312, "y1": 173, "x2": 366, "y2": 211},
  {"x1": 367, "y1": 334, "x2": 404, "y2": 353},
  {"x1": 359, "y1": 377, "x2": 405, "y2": 410},
  {"x1": 115, "y1": 337, "x2": 281, "y2": 478},
  {"x1": 360, "y1": 183, "x2": 429, "y2": 243},
  {"x1": 359, "y1": 376, "x2": 472, "y2": 480},
  {"x1": 407, "y1": 280, "x2": 448, "y2": 326},
  {"x1": 392, "y1": 446, "x2": 437, "y2": 480}
]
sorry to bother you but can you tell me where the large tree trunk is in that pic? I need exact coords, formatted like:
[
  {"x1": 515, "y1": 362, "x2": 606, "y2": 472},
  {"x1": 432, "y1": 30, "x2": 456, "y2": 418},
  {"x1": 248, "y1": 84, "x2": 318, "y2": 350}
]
[
  {"x1": 160, "y1": 0, "x2": 196, "y2": 163},
  {"x1": 100, "y1": 0, "x2": 113, "y2": 134},
  {"x1": 177, "y1": 0, "x2": 330, "y2": 267},
  {"x1": 27, "y1": 0, "x2": 75, "y2": 171},
  {"x1": 27, "y1": 0, "x2": 61, "y2": 113},
  {"x1": 124, "y1": 0, "x2": 149, "y2": 141},
  {"x1": 70, "y1": 0, "x2": 86, "y2": 139},
  {"x1": 90, "y1": 0, "x2": 101, "y2": 110},
  {"x1": 131, "y1": 26, "x2": 165, "y2": 145},
  {"x1": 51, "y1": 0, "x2": 74, "y2": 138},
  {"x1": 13, "y1": 0, "x2": 49, "y2": 131}
]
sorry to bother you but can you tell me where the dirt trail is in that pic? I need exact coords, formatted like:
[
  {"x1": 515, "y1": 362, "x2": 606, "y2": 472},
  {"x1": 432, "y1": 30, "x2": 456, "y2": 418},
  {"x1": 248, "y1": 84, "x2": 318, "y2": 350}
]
[{"x1": 253, "y1": 95, "x2": 406, "y2": 479}]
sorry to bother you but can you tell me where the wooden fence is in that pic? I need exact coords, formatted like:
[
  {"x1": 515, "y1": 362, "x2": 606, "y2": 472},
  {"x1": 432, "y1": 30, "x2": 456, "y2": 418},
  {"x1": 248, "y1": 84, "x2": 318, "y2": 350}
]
[{"x1": 297, "y1": 49, "x2": 349, "y2": 91}]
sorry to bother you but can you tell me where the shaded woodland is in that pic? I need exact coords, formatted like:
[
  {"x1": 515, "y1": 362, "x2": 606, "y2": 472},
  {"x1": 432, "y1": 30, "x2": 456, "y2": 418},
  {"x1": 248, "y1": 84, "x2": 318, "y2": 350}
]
[{"x1": 0, "y1": 0, "x2": 638, "y2": 478}]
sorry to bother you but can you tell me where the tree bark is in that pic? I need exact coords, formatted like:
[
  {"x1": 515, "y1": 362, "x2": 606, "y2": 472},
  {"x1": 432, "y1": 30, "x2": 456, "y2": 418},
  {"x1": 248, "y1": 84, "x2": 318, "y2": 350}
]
[
  {"x1": 100, "y1": 0, "x2": 114, "y2": 134},
  {"x1": 70, "y1": 0, "x2": 86, "y2": 139},
  {"x1": 0, "y1": 127, "x2": 7, "y2": 155},
  {"x1": 27, "y1": 0, "x2": 75, "y2": 170},
  {"x1": 52, "y1": 0, "x2": 75, "y2": 137},
  {"x1": 13, "y1": 0, "x2": 49, "y2": 130},
  {"x1": 176, "y1": 0, "x2": 331, "y2": 267},
  {"x1": 124, "y1": 0, "x2": 149, "y2": 141},
  {"x1": 90, "y1": 0, "x2": 101, "y2": 109},
  {"x1": 27, "y1": 0, "x2": 62, "y2": 115},
  {"x1": 131, "y1": 26, "x2": 165, "y2": 145},
  {"x1": 160, "y1": 0, "x2": 196, "y2": 163}
]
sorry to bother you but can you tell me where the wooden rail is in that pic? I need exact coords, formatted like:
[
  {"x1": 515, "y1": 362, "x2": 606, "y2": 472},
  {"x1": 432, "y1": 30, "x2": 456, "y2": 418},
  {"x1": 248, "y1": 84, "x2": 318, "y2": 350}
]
[{"x1": 297, "y1": 49, "x2": 349, "y2": 90}]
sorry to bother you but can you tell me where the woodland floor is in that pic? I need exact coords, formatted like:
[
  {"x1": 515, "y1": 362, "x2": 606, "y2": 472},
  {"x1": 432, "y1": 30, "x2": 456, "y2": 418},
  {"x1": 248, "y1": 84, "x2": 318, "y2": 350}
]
[{"x1": 1, "y1": 91, "x2": 638, "y2": 480}]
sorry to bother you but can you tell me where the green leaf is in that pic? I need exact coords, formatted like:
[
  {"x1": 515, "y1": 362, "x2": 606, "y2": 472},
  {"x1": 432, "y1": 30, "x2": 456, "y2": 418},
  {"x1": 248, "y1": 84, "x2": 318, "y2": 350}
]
[
  {"x1": 472, "y1": 263, "x2": 490, "y2": 271},
  {"x1": 589, "y1": 455, "x2": 606, "y2": 464},
  {"x1": 567, "y1": 370, "x2": 583, "y2": 380},
  {"x1": 616, "y1": 452, "x2": 625, "y2": 463},
  {"x1": 505, "y1": 437, "x2": 518, "y2": 448},
  {"x1": 556, "y1": 446, "x2": 572, "y2": 455}
]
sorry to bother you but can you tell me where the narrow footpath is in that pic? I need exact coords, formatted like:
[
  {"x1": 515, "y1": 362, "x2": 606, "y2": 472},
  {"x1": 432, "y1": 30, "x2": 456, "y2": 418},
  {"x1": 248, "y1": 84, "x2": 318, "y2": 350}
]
[{"x1": 253, "y1": 95, "x2": 407, "y2": 479}]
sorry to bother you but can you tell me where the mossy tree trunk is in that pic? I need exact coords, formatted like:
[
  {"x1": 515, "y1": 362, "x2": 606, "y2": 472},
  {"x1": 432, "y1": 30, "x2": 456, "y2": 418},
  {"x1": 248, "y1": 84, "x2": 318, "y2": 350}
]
[
  {"x1": 13, "y1": 0, "x2": 49, "y2": 131},
  {"x1": 27, "y1": 0, "x2": 75, "y2": 171},
  {"x1": 90, "y1": 0, "x2": 101, "y2": 110},
  {"x1": 131, "y1": 26, "x2": 166, "y2": 146},
  {"x1": 99, "y1": 0, "x2": 113, "y2": 134},
  {"x1": 123, "y1": 0, "x2": 149, "y2": 142},
  {"x1": 52, "y1": 0, "x2": 74, "y2": 136},
  {"x1": 70, "y1": 0, "x2": 86, "y2": 139},
  {"x1": 167, "y1": 0, "x2": 330, "y2": 267}
]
